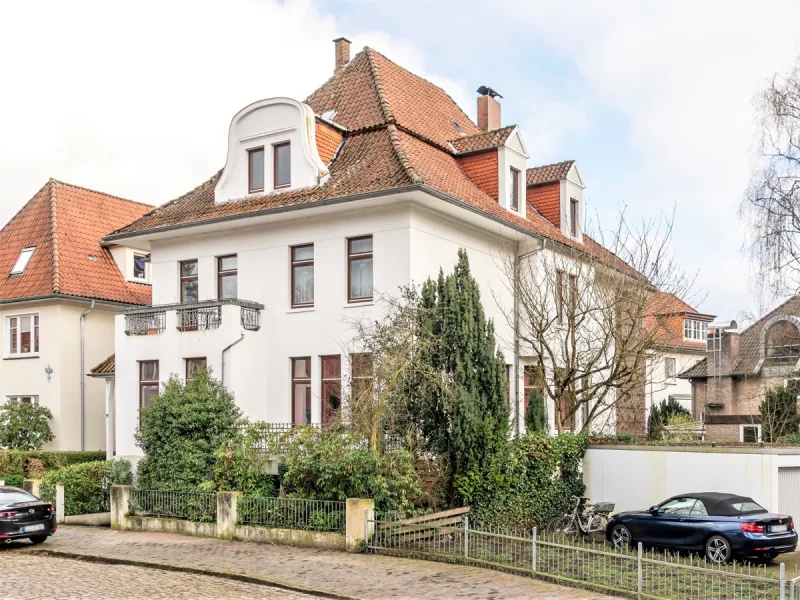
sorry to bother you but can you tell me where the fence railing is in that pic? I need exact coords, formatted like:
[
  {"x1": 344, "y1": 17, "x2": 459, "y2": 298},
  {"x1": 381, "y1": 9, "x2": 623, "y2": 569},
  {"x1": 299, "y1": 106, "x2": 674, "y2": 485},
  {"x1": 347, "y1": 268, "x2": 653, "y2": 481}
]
[
  {"x1": 366, "y1": 516, "x2": 788, "y2": 600},
  {"x1": 121, "y1": 299, "x2": 263, "y2": 335},
  {"x1": 129, "y1": 489, "x2": 217, "y2": 522},
  {"x1": 238, "y1": 496, "x2": 345, "y2": 533}
]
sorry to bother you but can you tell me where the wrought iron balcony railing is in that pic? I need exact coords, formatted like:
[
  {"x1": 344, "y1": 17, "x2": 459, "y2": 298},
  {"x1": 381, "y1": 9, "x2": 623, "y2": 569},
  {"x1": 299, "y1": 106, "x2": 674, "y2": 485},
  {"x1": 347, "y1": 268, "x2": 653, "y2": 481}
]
[{"x1": 122, "y1": 299, "x2": 264, "y2": 335}]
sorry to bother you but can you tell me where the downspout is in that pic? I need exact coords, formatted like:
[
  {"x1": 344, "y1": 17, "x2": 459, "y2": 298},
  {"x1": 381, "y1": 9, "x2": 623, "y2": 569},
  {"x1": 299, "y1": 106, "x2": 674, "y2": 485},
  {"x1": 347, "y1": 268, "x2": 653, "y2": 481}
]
[
  {"x1": 221, "y1": 331, "x2": 245, "y2": 389},
  {"x1": 80, "y1": 300, "x2": 95, "y2": 451},
  {"x1": 514, "y1": 239, "x2": 547, "y2": 437}
]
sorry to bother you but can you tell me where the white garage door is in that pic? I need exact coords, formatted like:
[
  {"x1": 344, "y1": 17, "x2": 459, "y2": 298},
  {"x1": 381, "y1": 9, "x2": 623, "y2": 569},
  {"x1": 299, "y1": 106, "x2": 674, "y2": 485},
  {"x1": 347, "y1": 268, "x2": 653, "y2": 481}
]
[{"x1": 779, "y1": 467, "x2": 800, "y2": 519}]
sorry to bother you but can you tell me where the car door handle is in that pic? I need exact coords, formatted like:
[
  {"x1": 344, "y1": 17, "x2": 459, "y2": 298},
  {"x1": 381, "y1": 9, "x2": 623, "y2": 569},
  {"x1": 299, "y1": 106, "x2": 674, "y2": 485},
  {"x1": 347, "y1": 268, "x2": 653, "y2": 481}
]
[{"x1": 678, "y1": 518, "x2": 688, "y2": 522}]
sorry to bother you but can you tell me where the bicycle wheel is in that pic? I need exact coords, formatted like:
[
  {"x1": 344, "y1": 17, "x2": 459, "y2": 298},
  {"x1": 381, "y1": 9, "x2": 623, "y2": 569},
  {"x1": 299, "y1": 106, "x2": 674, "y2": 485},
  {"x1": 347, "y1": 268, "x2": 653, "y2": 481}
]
[{"x1": 544, "y1": 516, "x2": 578, "y2": 540}]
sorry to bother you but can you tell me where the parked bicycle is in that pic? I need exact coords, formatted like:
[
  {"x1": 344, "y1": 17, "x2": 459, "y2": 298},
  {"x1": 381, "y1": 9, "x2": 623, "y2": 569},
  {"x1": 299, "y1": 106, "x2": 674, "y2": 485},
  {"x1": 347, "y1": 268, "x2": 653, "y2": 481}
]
[{"x1": 545, "y1": 496, "x2": 615, "y2": 541}]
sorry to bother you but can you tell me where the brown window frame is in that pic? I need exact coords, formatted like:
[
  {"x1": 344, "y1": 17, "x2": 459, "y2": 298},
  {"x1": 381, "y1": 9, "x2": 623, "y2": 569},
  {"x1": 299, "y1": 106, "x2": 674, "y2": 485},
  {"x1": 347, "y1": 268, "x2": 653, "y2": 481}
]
[
  {"x1": 139, "y1": 360, "x2": 159, "y2": 427},
  {"x1": 248, "y1": 146, "x2": 265, "y2": 193},
  {"x1": 555, "y1": 368, "x2": 575, "y2": 431},
  {"x1": 273, "y1": 141, "x2": 291, "y2": 189},
  {"x1": 523, "y1": 365, "x2": 545, "y2": 420},
  {"x1": 556, "y1": 270, "x2": 565, "y2": 323},
  {"x1": 291, "y1": 357, "x2": 312, "y2": 425},
  {"x1": 291, "y1": 245, "x2": 314, "y2": 308},
  {"x1": 180, "y1": 260, "x2": 199, "y2": 303},
  {"x1": 510, "y1": 167, "x2": 520, "y2": 211},
  {"x1": 321, "y1": 355, "x2": 342, "y2": 425},
  {"x1": 217, "y1": 255, "x2": 237, "y2": 300},
  {"x1": 185, "y1": 357, "x2": 207, "y2": 380},
  {"x1": 347, "y1": 236, "x2": 373, "y2": 304},
  {"x1": 570, "y1": 198, "x2": 579, "y2": 236}
]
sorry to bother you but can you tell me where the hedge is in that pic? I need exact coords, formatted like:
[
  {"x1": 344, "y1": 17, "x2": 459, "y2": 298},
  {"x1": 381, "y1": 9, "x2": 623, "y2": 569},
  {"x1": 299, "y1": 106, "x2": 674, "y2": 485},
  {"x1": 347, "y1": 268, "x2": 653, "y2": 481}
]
[
  {"x1": 41, "y1": 460, "x2": 132, "y2": 515},
  {"x1": 0, "y1": 450, "x2": 106, "y2": 481}
]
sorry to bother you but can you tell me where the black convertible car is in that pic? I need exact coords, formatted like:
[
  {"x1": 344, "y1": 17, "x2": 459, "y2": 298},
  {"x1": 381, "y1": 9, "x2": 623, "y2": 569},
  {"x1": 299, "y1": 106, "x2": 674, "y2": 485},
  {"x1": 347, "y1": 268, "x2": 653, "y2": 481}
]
[
  {"x1": 606, "y1": 492, "x2": 797, "y2": 563},
  {"x1": 0, "y1": 486, "x2": 56, "y2": 545}
]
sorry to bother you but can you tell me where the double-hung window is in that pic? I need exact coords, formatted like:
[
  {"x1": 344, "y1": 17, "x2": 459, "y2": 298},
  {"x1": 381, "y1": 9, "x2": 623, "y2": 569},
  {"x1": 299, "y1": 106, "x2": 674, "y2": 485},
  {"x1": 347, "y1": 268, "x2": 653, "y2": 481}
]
[
  {"x1": 569, "y1": 198, "x2": 579, "y2": 236},
  {"x1": 291, "y1": 245, "x2": 314, "y2": 308},
  {"x1": 348, "y1": 236, "x2": 373, "y2": 303},
  {"x1": 274, "y1": 142, "x2": 291, "y2": 188},
  {"x1": 291, "y1": 357, "x2": 312, "y2": 425},
  {"x1": 8, "y1": 314, "x2": 39, "y2": 356},
  {"x1": 321, "y1": 355, "x2": 341, "y2": 425},
  {"x1": 180, "y1": 260, "x2": 199, "y2": 303},
  {"x1": 248, "y1": 147, "x2": 265, "y2": 193},
  {"x1": 217, "y1": 255, "x2": 237, "y2": 299},
  {"x1": 139, "y1": 360, "x2": 159, "y2": 425},
  {"x1": 509, "y1": 167, "x2": 520, "y2": 211}
]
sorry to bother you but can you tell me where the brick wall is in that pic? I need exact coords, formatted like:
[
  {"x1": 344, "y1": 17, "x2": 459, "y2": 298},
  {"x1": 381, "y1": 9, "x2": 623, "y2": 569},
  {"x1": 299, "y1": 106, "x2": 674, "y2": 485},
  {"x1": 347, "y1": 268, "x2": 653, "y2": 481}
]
[
  {"x1": 315, "y1": 121, "x2": 343, "y2": 165},
  {"x1": 693, "y1": 375, "x2": 782, "y2": 441},
  {"x1": 526, "y1": 182, "x2": 560, "y2": 227},
  {"x1": 458, "y1": 149, "x2": 499, "y2": 201}
]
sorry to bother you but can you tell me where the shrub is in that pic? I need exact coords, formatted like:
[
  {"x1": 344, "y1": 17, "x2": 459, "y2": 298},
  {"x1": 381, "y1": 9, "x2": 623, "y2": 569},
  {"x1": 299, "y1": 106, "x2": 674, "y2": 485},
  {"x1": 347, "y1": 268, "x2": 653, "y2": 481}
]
[
  {"x1": 41, "y1": 460, "x2": 132, "y2": 515},
  {"x1": 0, "y1": 450, "x2": 106, "y2": 479},
  {"x1": 465, "y1": 433, "x2": 589, "y2": 530},
  {"x1": 213, "y1": 421, "x2": 278, "y2": 496},
  {"x1": 0, "y1": 474, "x2": 23, "y2": 488},
  {"x1": 0, "y1": 399, "x2": 54, "y2": 450},
  {"x1": 136, "y1": 368, "x2": 241, "y2": 490},
  {"x1": 761, "y1": 385, "x2": 800, "y2": 442},
  {"x1": 647, "y1": 398, "x2": 691, "y2": 440},
  {"x1": 279, "y1": 427, "x2": 423, "y2": 518},
  {"x1": 525, "y1": 390, "x2": 548, "y2": 434}
]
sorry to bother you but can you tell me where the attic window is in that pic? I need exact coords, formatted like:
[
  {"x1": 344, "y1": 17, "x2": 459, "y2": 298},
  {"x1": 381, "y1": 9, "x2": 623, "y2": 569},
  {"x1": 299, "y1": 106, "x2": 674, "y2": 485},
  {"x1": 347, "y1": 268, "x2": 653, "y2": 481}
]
[
  {"x1": 10, "y1": 247, "x2": 34, "y2": 275},
  {"x1": 451, "y1": 120, "x2": 466, "y2": 135},
  {"x1": 133, "y1": 254, "x2": 146, "y2": 280}
]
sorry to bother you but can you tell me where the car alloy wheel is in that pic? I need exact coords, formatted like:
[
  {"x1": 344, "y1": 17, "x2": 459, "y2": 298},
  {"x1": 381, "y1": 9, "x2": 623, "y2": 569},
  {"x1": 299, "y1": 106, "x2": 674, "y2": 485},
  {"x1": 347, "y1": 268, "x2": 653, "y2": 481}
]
[
  {"x1": 705, "y1": 535, "x2": 731, "y2": 564},
  {"x1": 611, "y1": 524, "x2": 631, "y2": 549}
]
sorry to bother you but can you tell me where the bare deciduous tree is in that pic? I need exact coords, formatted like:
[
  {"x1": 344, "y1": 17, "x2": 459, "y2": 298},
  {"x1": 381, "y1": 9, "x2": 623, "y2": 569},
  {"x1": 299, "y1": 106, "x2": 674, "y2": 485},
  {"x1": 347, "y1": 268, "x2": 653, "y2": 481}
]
[{"x1": 742, "y1": 56, "x2": 800, "y2": 298}]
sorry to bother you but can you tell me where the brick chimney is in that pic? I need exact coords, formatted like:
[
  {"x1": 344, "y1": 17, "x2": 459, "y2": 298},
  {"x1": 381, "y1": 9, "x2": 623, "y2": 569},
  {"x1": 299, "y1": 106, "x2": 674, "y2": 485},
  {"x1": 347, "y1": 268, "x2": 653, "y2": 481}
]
[
  {"x1": 333, "y1": 37, "x2": 351, "y2": 73},
  {"x1": 477, "y1": 86, "x2": 502, "y2": 132}
]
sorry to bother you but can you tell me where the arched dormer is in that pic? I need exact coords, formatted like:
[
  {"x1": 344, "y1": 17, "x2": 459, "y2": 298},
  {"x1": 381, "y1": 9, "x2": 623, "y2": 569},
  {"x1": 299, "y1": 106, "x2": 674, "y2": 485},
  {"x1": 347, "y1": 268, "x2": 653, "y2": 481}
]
[
  {"x1": 215, "y1": 97, "x2": 329, "y2": 204},
  {"x1": 763, "y1": 316, "x2": 800, "y2": 361}
]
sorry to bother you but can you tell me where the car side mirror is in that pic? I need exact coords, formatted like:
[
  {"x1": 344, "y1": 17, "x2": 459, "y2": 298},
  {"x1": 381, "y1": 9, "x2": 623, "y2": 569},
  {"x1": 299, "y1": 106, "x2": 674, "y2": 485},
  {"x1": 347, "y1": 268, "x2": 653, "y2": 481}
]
[{"x1": 649, "y1": 505, "x2": 661, "y2": 515}]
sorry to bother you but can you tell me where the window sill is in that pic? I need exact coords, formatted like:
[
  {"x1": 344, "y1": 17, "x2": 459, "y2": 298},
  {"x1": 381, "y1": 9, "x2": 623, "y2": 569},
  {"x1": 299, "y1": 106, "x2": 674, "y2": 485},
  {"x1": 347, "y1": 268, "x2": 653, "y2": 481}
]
[
  {"x1": 4, "y1": 353, "x2": 40, "y2": 360},
  {"x1": 344, "y1": 301, "x2": 374, "y2": 308},
  {"x1": 287, "y1": 306, "x2": 315, "y2": 314}
]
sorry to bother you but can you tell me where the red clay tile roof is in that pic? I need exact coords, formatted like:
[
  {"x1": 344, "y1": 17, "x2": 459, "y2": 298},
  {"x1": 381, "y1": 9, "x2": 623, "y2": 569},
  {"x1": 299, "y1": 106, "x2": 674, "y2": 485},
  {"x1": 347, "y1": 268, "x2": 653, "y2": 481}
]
[
  {"x1": 647, "y1": 291, "x2": 702, "y2": 316},
  {"x1": 89, "y1": 353, "x2": 115, "y2": 375},
  {"x1": 450, "y1": 126, "x2": 516, "y2": 154},
  {"x1": 526, "y1": 160, "x2": 575, "y2": 186},
  {"x1": 645, "y1": 292, "x2": 713, "y2": 352},
  {"x1": 0, "y1": 180, "x2": 152, "y2": 305}
]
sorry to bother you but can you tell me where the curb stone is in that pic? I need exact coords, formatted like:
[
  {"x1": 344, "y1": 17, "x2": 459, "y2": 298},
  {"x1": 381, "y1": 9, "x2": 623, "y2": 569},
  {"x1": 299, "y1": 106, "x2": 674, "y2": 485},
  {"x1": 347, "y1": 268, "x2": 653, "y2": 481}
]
[{"x1": 23, "y1": 548, "x2": 362, "y2": 600}]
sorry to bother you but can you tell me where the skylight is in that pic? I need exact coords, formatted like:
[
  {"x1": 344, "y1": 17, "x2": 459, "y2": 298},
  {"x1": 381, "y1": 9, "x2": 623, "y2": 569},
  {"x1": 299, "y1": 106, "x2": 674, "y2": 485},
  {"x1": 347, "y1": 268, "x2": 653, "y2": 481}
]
[
  {"x1": 10, "y1": 247, "x2": 35, "y2": 275},
  {"x1": 451, "y1": 120, "x2": 466, "y2": 135}
]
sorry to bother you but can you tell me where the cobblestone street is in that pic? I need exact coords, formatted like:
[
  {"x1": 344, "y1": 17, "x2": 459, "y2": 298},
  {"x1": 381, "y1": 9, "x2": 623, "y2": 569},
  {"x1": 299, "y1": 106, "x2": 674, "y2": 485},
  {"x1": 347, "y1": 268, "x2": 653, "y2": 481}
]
[
  {"x1": 0, "y1": 553, "x2": 315, "y2": 600},
  {"x1": 0, "y1": 526, "x2": 616, "y2": 600}
]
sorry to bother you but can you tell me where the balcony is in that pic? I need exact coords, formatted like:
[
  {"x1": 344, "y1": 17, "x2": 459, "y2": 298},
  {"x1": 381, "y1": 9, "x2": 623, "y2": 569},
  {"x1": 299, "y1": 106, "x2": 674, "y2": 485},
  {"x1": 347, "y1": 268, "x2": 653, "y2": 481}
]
[{"x1": 123, "y1": 299, "x2": 264, "y2": 336}]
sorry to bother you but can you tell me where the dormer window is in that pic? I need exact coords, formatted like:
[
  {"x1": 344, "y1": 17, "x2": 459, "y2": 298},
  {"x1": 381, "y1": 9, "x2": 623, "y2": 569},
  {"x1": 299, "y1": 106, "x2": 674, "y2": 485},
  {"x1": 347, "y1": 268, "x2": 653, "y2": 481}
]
[
  {"x1": 274, "y1": 142, "x2": 291, "y2": 189},
  {"x1": 509, "y1": 167, "x2": 520, "y2": 211},
  {"x1": 684, "y1": 319, "x2": 708, "y2": 341},
  {"x1": 248, "y1": 147, "x2": 265, "y2": 193},
  {"x1": 569, "y1": 198, "x2": 579, "y2": 236},
  {"x1": 11, "y1": 247, "x2": 34, "y2": 275},
  {"x1": 133, "y1": 254, "x2": 147, "y2": 280}
]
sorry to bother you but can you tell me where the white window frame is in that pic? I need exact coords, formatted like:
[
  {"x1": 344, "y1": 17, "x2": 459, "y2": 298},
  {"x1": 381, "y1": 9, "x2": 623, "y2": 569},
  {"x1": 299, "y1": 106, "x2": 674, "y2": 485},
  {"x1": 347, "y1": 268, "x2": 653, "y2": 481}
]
[
  {"x1": 5, "y1": 395, "x2": 39, "y2": 404},
  {"x1": 684, "y1": 319, "x2": 708, "y2": 341},
  {"x1": 10, "y1": 247, "x2": 35, "y2": 275},
  {"x1": 739, "y1": 424, "x2": 762, "y2": 443},
  {"x1": 5, "y1": 313, "x2": 40, "y2": 358}
]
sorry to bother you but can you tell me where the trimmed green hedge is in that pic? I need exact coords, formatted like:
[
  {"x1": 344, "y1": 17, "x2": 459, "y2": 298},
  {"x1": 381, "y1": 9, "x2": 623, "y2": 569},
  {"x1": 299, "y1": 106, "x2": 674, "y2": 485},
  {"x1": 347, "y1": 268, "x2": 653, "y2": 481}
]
[
  {"x1": 0, "y1": 474, "x2": 23, "y2": 488},
  {"x1": 41, "y1": 460, "x2": 132, "y2": 515},
  {"x1": 0, "y1": 450, "x2": 106, "y2": 481}
]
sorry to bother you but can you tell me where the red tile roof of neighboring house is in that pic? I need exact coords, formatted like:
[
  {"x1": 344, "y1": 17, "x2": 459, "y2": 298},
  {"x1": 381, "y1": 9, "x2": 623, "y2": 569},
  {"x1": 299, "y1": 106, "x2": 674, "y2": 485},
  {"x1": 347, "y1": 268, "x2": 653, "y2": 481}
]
[
  {"x1": 450, "y1": 126, "x2": 516, "y2": 154},
  {"x1": 526, "y1": 160, "x2": 575, "y2": 186},
  {"x1": 106, "y1": 47, "x2": 639, "y2": 278},
  {"x1": 645, "y1": 292, "x2": 714, "y2": 352},
  {"x1": 0, "y1": 180, "x2": 153, "y2": 305},
  {"x1": 89, "y1": 353, "x2": 115, "y2": 376}
]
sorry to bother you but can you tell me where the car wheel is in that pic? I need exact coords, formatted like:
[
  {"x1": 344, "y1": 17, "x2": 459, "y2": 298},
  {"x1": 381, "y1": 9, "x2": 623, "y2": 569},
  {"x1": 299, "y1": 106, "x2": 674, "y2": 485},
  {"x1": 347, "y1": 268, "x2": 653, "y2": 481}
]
[
  {"x1": 610, "y1": 524, "x2": 633, "y2": 550},
  {"x1": 28, "y1": 535, "x2": 48, "y2": 545},
  {"x1": 705, "y1": 535, "x2": 732, "y2": 564}
]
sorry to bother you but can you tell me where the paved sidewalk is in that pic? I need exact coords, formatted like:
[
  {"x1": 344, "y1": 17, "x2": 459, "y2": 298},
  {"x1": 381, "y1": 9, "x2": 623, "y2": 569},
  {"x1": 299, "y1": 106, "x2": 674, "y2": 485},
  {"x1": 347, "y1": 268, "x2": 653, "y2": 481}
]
[{"x1": 14, "y1": 526, "x2": 617, "y2": 600}]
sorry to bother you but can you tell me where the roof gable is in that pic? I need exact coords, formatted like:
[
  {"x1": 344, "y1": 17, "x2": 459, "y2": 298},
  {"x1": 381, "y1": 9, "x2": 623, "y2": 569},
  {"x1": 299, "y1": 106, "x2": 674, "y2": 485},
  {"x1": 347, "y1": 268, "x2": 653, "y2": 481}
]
[{"x1": 0, "y1": 180, "x2": 153, "y2": 305}]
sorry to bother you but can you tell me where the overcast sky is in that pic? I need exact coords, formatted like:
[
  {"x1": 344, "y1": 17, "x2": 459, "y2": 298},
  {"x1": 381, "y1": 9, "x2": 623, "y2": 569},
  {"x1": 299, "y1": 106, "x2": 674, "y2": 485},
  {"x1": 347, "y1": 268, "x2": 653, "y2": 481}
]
[{"x1": 2, "y1": 0, "x2": 800, "y2": 323}]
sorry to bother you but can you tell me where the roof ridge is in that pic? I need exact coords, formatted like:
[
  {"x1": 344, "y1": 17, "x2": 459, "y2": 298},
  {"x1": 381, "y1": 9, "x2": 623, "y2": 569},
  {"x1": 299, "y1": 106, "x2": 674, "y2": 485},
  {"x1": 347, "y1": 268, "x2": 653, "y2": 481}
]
[
  {"x1": 50, "y1": 179, "x2": 155, "y2": 208},
  {"x1": 451, "y1": 124, "x2": 516, "y2": 143},
  {"x1": 365, "y1": 48, "x2": 396, "y2": 124},
  {"x1": 527, "y1": 159, "x2": 575, "y2": 172},
  {"x1": 386, "y1": 125, "x2": 422, "y2": 185},
  {"x1": 737, "y1": 294, "x2": 800, "y2": 337},
  {"x1": 47, "y1": 180, "x2": 60, "y2": 293}
]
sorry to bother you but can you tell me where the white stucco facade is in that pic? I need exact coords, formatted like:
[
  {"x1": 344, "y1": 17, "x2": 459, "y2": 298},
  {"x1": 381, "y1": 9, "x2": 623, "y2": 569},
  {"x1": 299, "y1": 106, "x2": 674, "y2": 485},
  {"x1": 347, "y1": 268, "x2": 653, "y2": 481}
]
[
  {"x1": 0, "y1": 299, "x2": 120, "y2": 451},
  {"x1": 645, "y1": 350, "x2": 705, "y2": 419}
]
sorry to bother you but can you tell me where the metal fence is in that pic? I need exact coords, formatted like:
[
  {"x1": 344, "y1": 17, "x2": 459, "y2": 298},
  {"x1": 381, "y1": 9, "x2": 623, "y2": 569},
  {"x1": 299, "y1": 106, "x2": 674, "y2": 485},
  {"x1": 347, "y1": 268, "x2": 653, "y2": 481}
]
[
  {"x1": 124, "y1": 310, "x2": 166, "y2": 336},
  {"x1": 238, "y1": 496, "x2": 345, "y2": 533},
  {"x1": 129, "y1": 489, "x2": 217, "y2": 522},
  {"x1": 366, "y1": 515, "x2": 789, "y2": 600}
]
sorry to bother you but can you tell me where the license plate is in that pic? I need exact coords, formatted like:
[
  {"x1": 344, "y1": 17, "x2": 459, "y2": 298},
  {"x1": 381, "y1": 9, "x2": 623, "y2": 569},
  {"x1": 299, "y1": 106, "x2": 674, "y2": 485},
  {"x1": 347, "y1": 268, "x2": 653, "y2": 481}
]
[
  {"x1": 770, "y1": 524, "x2": 788, "y2": 533},
  {"x1": 21, "y1": 524, "x2": 45, "y2": 533}
]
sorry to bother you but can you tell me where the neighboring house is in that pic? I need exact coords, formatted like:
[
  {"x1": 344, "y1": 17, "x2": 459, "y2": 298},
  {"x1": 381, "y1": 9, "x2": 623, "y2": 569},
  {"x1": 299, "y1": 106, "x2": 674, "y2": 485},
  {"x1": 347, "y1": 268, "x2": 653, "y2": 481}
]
[
  {"x1": 0, "y1": 179, "x2": 152, "y2": 451},
  {"x1": 680, "y1": 296, "x2": 800, "y2": 442},
  {"x1": 107, "y1": 40, "x2": 642, "y2": 462},
  {"x1": 644, "y1": 292, "x2": 715, "y2": 421}
]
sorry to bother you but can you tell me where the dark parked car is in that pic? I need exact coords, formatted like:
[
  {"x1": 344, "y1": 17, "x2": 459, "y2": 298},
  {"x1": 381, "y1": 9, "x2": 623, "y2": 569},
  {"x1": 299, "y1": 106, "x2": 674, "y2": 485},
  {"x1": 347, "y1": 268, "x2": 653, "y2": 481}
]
[
  {"x1": 606, "y1": 492, "x2": 797, "y2": 563},
  {"x1": 0, "y1": 486, "x2": 56, "y2": 545}
]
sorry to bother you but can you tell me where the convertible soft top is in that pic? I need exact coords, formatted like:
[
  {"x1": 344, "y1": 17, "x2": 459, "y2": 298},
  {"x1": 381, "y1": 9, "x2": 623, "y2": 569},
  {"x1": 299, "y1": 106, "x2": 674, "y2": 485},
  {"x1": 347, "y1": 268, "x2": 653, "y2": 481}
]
[{"x1": 670, "y1": 493, "x2": 765, "y2": 517}]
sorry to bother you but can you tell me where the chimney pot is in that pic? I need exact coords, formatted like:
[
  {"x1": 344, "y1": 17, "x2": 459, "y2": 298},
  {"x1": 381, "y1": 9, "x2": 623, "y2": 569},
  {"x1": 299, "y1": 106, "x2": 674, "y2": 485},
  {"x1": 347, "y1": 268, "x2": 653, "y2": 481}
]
[
  {"x1": 477, "y1": 86, "x2": 502, "y2": 132},
  {"x1": 333, "y1": 37, "x2": 351, "y2": 73}
]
